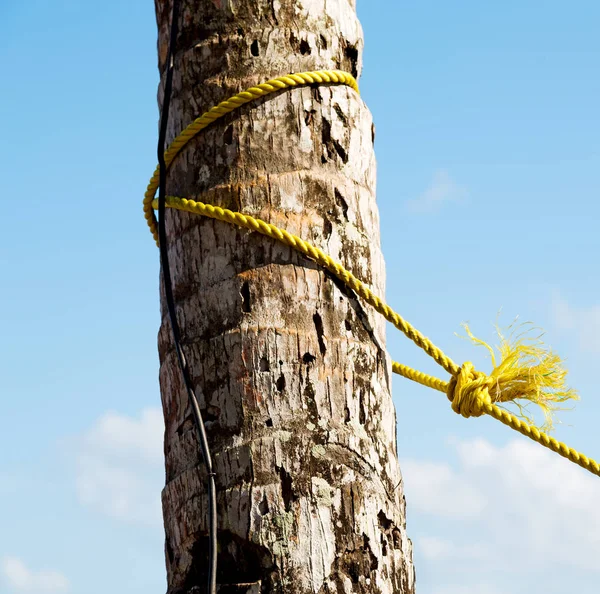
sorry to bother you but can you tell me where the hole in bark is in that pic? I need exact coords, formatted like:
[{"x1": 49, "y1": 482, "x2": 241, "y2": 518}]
[
  {"x1": 364, "y1": 534, "x2": 378, "y2": 571},
  {"x1": 302, "y1": 352, "x2": 316, "y2": 364},
  {"x1": 185, "y1": 531, "x2": 273, "y2": 590},
  {"x1": 290, "y1": 33, "x2": 314, "y2": 58},
  {"x1": 319, "y1": 34, "x2": 328, "y2": 50},
  {"x1": 322, "y1": 117, "x2": 331, "y2": 144},
  {"x1": 276, "y1": 374, "x2": 286, "y2": 392},
  {"x1": 304, "y1": 109, "x2": 316, "y2": 126},
  {"x1": 333, "y1": 103, "x2": 347, "y2": 125},
  {"x1": 312, "y1": 86, "x2": 322, "y2": 103},
  {"x1": 241, "y1": 281, "x2": 251, "y2": 313},
  {"x1": 321, "y1": 155, "x2": 327, "y2": 164},
  {"x1": 381, "y1": 534, "x2": 388, "y2": 556},
  {"x1": 334, "y1": 188, "x2": 349, "y2": 220},
  {"x1": 321, "y1": 118, "x2": 348, "y2": 164},
  {"x1": 344, "y1": 406, "x2": 351, "y2": 423},
  {"x1": 259, "y1": 493, "x2": 269, "y2": 515},
  {"x1": 345, "y1": 319, "x2": 352, "y2": 331},
  {"x1": 333, "y1": 139, "x2": 348, "y2": 163},
  {"x1": 347, "y1": 560, "x2": 360, "y2": 584},
  {"x1": 224, "y1": 124, "x2": 234, "y2": 145},
  {"x1": 250, "y1": 40, "x2": 259, "y2": 56},
  {"x1": 204, "y1": 406, "x2": 220, "y2": 423},
  {"x1": 312, "y1": 312, "x2": 327, "y2": 356},
  {"x1": 237, "y1": 28, "x2": 244, "y2": 37},
  {"x1": 359, "y1": 389, "x2": 366, "y2": 424},
  {"x1": 323, "y1": 217, "x2": 332, "y2": 239},
  {"x1": 299, "y1": 39, "x2": 311, "y2": 55},
  {"x1": 377, "y1": 510, "x2": 393, "y2": 531},
  {"x1": 277, "y1": 466, "x2": 295, "y2": 511},
  {"x1": 392, "y1": 528, "x2": 402, "y2": 550},
  {"x1": 265, "y1": 418, "x2": 273, "y2": 427},
  {"x1": 342, "y1": 534, "x2": 378, "y2": 584},
  {"x1": 344, "y1": 42, "x2": 359, "y2": 77},
  {"x1": 259, "y1": 357, "x2": 270, "y2": 372},
  {"x1": 278, "y1": 359, "x2": 283, "y2": 366}
]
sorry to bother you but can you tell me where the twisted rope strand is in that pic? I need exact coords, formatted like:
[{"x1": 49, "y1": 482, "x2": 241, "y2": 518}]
[
  {"x1": 144, "y1": 70, "x2": 359, "y2": 245},
  {"x1": 394, "y1": 360, "x2": 600, "y2": 476},
  {"x1": 144, "y1": 70, "x2": 599, "y2": 479},
  {"x1": 486, "y1": 404, "x2": 600, "y2": 476},
  {"x1": 151, "y1": 196, "x2": 459, "y2": 377}
]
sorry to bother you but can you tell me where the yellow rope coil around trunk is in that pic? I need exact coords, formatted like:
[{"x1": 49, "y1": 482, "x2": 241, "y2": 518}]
[{"x1": 144, "y1": 69, "x2": 599, "y2": 478}]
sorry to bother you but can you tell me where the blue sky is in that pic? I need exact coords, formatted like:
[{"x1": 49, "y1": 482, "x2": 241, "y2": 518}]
[{"x1": 1, "y1": 1, "x2": 599, "y2": 593}]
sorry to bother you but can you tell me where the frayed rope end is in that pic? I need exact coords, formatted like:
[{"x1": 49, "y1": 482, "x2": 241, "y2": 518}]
[{"x1": 451, "y1": 322, "x2": 578, "y2": 432}]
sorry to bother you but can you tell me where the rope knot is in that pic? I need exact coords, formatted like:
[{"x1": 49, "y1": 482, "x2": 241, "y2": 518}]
[{"x1": 446, "y1": 362, "x2": 494, "y2": 418}]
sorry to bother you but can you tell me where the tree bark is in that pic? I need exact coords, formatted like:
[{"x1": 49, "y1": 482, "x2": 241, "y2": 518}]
[{"x1": 154, "y1": 1, "x2": 415, "y2": 592}]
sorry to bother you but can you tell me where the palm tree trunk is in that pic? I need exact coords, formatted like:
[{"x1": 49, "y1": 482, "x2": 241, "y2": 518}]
[{"x1": 154, "y1": 1, "x2": 415, "y2": 592}]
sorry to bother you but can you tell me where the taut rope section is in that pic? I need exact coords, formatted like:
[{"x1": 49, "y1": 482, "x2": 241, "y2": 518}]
[{"x1": 144, "y1": 69, "x2": 599, "y2": 478}]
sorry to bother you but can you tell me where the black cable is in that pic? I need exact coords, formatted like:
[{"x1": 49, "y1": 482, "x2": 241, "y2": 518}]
[{"x1": 157, "y1": 1, "x2": 218, "y2": 592}]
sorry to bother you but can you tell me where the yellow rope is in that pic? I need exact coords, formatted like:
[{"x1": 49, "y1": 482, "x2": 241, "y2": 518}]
[
  {"x1": 144, "y1": 69, "x2": 599, "y2": 478},
  {"x1": 396, "y1": 361, "x2": 600, "y2": 476},
  {"x1": 144, "y1": 70, "x2": 358, "y2": 246}
]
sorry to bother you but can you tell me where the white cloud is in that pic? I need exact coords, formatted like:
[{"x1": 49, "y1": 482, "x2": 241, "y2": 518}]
[
  {"x1": 406, "y1": 169, "x2": 467, "y2": 213},
  {"x1": 401, "y1": 459, "x2": 486, "y2": 518},
  {"x1": 75, "y1": 407, "x2": 164, "y2": 526},
  {"x1": 1, "y1": 557, "x2": 69, "y2": 593},
  {"x1": 81, "y1": 407, "x2": 164, "y2": 465},
  {"x1": 550, "y1": 292, "x2": 600, "y2": 353},
  {"x1": 402, "y1": 436, "x2": 600, "y2": 575}
]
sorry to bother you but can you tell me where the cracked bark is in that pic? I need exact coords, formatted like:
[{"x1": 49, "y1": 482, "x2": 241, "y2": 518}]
[{"x1": 154, "y1": 1, "x2": 415, "y2": 592}]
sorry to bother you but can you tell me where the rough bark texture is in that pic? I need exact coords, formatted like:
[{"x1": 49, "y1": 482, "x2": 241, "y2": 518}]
[{"x1": 155, "y1": 1, "x2": 415, "y2": 592}]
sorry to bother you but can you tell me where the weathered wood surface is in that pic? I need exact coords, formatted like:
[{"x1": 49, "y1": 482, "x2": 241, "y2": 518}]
[{"x1": 155, "y1": 1, "x2": 415, "y2": 592}]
